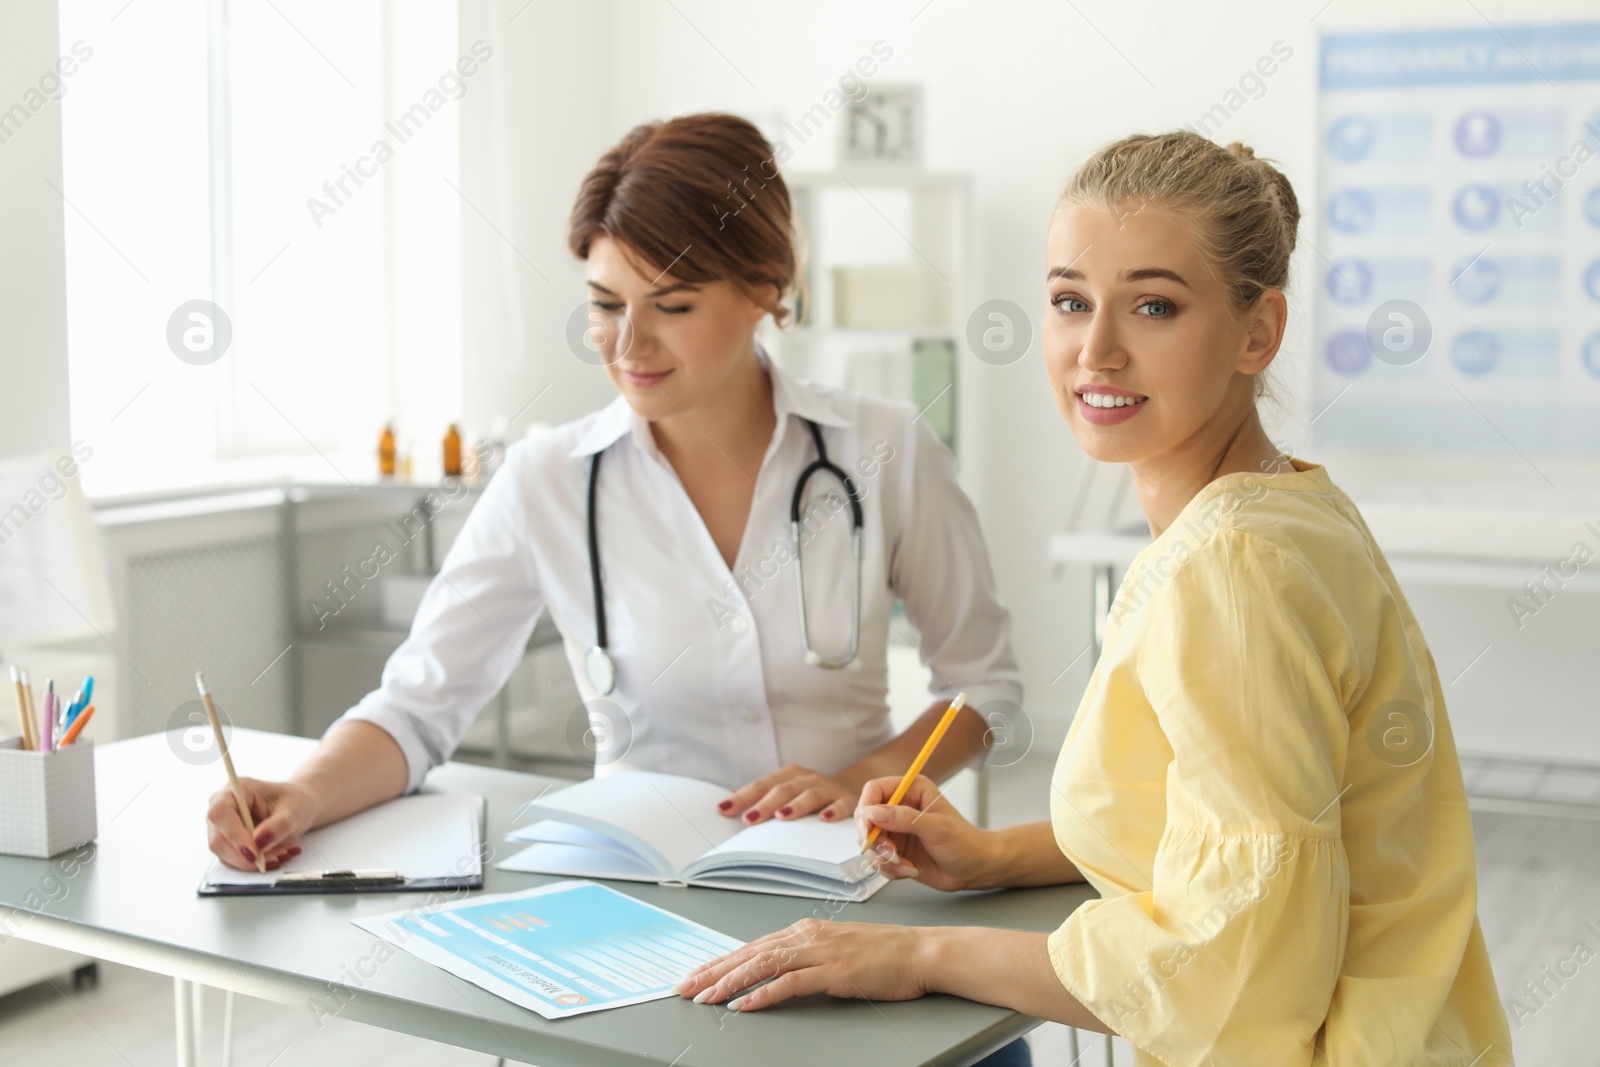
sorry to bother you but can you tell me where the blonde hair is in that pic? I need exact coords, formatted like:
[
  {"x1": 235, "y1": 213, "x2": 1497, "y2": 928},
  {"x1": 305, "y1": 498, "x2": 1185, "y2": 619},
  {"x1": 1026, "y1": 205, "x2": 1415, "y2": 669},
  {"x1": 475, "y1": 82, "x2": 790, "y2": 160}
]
[{"x1": 1056, "y1": 131, "x2": 1300, "y2": 400}]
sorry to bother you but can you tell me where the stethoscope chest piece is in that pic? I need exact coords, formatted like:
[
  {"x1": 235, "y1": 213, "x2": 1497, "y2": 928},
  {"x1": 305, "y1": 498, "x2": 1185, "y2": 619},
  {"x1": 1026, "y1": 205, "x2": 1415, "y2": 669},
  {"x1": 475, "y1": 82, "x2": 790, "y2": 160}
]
[{"x1": 586, "y1": 645, "x2": 616, "y2": 696}]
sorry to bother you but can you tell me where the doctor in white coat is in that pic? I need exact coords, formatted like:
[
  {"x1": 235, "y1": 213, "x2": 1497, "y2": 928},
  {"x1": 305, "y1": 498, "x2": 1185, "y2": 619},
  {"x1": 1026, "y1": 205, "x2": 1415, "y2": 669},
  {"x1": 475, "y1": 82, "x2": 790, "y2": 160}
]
[{"x1": 206, "y1": 112, "x2": 1022, "y2": 883}]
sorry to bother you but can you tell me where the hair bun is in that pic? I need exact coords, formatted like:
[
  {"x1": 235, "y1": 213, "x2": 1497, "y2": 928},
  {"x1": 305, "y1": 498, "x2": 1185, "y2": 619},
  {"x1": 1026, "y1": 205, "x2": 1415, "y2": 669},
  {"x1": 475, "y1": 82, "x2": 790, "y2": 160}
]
[{"x1": 1226, "y1": 141, "x2": 1257, "y2": 161}]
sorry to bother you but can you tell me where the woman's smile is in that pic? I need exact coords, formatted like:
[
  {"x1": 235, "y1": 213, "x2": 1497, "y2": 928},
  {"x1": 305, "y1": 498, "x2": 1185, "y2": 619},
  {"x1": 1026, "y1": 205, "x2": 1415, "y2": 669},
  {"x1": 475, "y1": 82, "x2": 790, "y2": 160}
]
[
  {"x1": 1075, "y1": 384, "x2": 1149, "y2": 426},
  {"x1": 622, "y1": 366, "x2": 673, "y2": 388}
]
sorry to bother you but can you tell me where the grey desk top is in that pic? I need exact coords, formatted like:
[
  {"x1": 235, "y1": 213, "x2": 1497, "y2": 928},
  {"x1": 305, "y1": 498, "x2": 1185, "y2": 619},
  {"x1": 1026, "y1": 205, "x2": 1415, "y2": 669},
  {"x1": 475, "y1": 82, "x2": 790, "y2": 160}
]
[{"x1": 0, "y1": 730, "x2": 1093, "y2": 1067}]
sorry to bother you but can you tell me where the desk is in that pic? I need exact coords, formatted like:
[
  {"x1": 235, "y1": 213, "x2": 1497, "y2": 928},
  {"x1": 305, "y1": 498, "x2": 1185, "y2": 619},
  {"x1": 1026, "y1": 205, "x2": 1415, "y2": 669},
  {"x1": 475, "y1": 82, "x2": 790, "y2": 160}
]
[
  {"x1": 0, "y1": 730, "x2": 1092, "y2": 1067},
  {"x1": 1049, "y1": 512, "x2": 1600, "y2": 658}
]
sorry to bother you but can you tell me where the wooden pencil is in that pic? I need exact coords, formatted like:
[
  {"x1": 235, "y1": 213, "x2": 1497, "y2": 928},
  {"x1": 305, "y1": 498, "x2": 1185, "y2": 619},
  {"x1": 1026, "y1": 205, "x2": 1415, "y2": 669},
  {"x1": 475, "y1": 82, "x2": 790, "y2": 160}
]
[
  {"x1": 196, "y1": 672, "x2": 266, "y2": 874},
  {"x1": 10, "y1": 666, "x2": 33, "y2": 750}
]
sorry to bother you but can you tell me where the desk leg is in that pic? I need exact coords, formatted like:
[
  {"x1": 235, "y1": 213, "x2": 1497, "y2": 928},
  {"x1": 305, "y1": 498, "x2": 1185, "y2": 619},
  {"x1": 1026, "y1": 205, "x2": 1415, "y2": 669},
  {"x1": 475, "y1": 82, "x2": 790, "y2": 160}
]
[
  {"x1": 495, "y1": 686, "x2": 512, "y2": 769},
  {"x1": 194, "y1": 983, "x2": 204, "y2": 1066},
  {"x1": 221, "y1": 989, "x2": 235, "y2": 1067},
  {"x1": 1067, "y1": 1026, "x2": 1079, "y2": 1062},
  {"x1": 1090, "y1": 564, "x2": 1114, "y2": 661},
  {"x1": 174, "y1": 978, "x2": 200, "y2": 1067}
]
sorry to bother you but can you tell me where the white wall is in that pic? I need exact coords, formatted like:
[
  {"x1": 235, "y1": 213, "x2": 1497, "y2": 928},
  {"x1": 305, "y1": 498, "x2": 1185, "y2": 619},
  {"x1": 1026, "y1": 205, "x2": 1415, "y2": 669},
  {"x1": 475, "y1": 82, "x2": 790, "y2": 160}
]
[
  {"x1": 457, "y1": 0, "x2": 1600, "y2": 758},
  {"x1": 457, "y1": 0, "x2": 619, "y2": 437},
  {"x1": 0, "y1": 0, "x2": 102, "y2": 990},
  {"x1": 0, "y1": 0, "x2": 70, "y2": 461}
]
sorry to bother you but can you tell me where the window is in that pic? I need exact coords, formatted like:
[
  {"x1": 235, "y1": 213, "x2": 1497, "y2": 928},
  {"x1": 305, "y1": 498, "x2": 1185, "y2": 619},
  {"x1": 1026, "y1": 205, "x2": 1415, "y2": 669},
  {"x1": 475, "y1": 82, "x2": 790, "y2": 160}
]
[{"x1": 62, "y1": 0, "x2": 462, "y2": 493}]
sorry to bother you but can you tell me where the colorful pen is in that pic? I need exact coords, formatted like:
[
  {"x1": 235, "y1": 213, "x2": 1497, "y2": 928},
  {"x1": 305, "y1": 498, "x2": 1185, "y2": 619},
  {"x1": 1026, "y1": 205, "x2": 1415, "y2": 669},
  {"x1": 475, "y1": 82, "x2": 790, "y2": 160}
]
[
  {"x1": 66, "y1": 675, "x2": 95, "y2": 727},
  {"x1": 60, "y1": 704, "x2": 95, "y2": 746},
  {"x1": 64, "y1": 675, "x2": 94, "y2": 726},
  {"x1": 39, "y1": 681, "x2": 55, "y2": 753}
]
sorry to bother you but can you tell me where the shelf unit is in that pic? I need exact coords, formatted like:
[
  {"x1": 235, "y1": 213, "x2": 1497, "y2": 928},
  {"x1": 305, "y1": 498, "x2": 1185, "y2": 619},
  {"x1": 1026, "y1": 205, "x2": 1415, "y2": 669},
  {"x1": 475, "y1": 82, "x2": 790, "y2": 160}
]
[{"x1": 766, "y1": 170, "x2": 972, "y2": 455}]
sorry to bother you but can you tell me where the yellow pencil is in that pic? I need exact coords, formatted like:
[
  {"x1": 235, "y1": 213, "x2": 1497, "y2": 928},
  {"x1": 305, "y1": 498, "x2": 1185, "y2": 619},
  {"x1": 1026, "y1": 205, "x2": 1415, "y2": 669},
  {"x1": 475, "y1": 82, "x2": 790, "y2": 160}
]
[
  {"x1": 196, "y1": 672, "x2": 266, "y2": 874},
  {"x1": 861, "y1": 692, "x2": 967, "y2": 853}
]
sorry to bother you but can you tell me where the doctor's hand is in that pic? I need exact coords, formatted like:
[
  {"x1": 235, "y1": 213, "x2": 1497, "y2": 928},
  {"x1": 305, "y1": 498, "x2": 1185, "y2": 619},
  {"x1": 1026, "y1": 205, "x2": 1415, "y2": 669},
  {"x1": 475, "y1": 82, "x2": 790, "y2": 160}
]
[
  {"x1": 718, "y1": 764, "x2": 857, "y2": 825},
  {"x1": 206, "y1": 778, "x2": 319, "y2": 871},
  {"x1": 856, "y1": 774, "x2": 999, "y2": 892}
]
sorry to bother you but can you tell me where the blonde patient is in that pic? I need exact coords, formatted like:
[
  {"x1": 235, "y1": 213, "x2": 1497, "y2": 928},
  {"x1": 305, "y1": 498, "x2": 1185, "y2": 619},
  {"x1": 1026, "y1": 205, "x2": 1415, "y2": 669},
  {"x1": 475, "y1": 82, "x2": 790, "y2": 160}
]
[{"x1": 677, "y1": 132, "x2": 1514, "y2": 1066}]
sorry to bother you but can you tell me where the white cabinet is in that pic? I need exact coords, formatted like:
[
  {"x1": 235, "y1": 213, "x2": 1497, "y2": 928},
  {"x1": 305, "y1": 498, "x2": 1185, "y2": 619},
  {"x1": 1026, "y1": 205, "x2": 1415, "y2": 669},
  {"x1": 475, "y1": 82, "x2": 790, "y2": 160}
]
[{"x1": 0, "y1": 938, "x2": 94, "y2": 998}]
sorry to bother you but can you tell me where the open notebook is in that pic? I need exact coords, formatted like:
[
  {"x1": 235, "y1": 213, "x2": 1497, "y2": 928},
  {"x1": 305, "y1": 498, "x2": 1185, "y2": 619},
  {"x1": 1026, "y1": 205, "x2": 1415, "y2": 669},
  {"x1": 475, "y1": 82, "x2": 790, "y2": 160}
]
[
  {"x1": 199, "y1": 792, "x2": 485, "y2": 895},
  {"x1": 498, "y1": 771, "x2": 888, "y2": 901}
]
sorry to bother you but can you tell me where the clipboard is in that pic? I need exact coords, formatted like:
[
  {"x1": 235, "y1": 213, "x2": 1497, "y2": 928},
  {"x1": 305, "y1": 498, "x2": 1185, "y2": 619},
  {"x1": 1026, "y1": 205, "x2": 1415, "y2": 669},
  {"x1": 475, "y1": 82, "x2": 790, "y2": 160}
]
[{"x1": 198, "y1": 791, "x2": 486, "y2": 897}]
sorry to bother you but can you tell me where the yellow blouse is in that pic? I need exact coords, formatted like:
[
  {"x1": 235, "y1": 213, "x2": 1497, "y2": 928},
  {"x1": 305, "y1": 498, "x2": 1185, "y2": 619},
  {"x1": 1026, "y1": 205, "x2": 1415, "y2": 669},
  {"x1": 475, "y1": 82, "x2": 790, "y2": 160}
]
[{"x1": 1047, "y1": 460, "x2": 1513, "y2": 1066}]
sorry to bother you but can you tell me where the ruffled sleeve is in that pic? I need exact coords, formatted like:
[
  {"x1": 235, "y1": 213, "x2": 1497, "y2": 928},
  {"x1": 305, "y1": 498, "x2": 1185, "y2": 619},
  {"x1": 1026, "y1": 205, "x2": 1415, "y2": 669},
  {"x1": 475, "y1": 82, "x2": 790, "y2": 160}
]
[{"x1": 1049, "y1": 529, "x2": 1358, "y2": 1066}]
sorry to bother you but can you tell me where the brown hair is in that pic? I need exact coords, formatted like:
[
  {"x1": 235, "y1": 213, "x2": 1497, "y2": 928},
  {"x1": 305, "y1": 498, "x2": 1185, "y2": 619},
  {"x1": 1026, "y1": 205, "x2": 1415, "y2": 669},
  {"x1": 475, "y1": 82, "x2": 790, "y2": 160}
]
[
  {"x1": 1061, "y1": 134, "x2": 1299, "y2": 406},
  {"x1": 569, "y1": 113, "x2": 799, "y2": 326}
]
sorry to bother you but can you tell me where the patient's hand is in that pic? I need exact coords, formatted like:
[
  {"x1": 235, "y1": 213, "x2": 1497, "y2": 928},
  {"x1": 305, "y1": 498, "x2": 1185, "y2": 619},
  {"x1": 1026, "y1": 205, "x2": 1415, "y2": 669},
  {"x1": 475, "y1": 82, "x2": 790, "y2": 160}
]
[
  {"x1": 855, "y1": 774, "x2": 998, "y2": 892},
  {"x1": 718, "y1": 764, "x2": 856, "y2": 825}
]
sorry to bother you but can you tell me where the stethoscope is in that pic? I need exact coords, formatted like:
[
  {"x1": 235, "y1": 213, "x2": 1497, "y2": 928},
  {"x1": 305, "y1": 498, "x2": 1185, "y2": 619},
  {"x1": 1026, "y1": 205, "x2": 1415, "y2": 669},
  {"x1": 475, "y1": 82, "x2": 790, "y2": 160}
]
[{"x1": 584, "y1": 418, "x2": 864, "y2": 696}]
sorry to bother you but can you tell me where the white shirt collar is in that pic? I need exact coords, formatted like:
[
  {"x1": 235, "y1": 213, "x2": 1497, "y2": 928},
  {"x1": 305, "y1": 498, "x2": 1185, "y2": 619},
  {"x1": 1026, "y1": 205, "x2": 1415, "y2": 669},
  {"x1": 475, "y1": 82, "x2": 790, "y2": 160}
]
[{"x1": 568, "y1": 345, "x2": 852, "y2": 460}]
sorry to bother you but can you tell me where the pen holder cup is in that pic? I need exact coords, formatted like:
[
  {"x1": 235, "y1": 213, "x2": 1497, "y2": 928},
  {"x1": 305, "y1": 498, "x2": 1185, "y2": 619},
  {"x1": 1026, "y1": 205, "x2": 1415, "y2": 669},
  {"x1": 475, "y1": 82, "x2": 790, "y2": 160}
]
[{"x1": 0, "y1": 737, "x2": 97, "y2": 858}]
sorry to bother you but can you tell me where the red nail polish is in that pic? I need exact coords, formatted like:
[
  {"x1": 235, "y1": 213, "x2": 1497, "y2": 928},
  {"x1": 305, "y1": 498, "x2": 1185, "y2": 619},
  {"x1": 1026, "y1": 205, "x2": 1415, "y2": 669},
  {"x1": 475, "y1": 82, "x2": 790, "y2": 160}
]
[
  {"x1": 744, "y1": 811, "x2": 758, "y2": 822},
  {"x1": 240, "y1": 847, "x2": 255, "y2": 863},
  {"x1": 777, "y1": 806, "x2": 793, "y2": 817},
  {"x1": 820, "y1": 811, "x2": 834, "y2": 820},
  {"x1": 717, "y1": 800, "x2": 732, "y2": 811},
  {"x1": 254, "y1": 830, "x2": 272, "y2": 849},
  {"x1": 288, "y1": 847, "x2": 302, "y2": 856}
]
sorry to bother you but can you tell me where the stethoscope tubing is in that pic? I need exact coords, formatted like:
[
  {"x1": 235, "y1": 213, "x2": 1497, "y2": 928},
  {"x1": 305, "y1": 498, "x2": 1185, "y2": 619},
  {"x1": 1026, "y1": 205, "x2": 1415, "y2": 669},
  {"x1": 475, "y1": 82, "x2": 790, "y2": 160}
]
[
  {"x1": 789, "y1": 420, "x2": 865, "y2": 670},
  {"x1": 584, "y1": 418, "x2": 866, "y2": 696}
]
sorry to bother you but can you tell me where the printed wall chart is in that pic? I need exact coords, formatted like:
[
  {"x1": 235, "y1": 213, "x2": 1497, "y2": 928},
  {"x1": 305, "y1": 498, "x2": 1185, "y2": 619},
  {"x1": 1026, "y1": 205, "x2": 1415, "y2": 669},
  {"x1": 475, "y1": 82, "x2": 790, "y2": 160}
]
[{"x1": 1315, "y1": 23, "x2": 1600, "y2": 454}]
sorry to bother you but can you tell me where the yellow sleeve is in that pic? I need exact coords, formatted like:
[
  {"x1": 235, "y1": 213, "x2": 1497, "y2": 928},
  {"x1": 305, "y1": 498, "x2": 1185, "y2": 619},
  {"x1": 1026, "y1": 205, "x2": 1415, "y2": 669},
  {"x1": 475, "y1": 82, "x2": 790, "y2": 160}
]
[{"x1": 1049, "y1": 529, "x2": 1356, "y2": 1066}]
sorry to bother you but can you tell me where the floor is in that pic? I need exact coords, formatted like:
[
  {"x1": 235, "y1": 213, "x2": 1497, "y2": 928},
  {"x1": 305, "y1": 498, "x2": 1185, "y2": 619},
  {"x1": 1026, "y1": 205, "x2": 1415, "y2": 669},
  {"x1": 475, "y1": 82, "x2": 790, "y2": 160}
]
[{"x1": 3, "y1": 751, "x2": 1597, "y2": 1066}]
